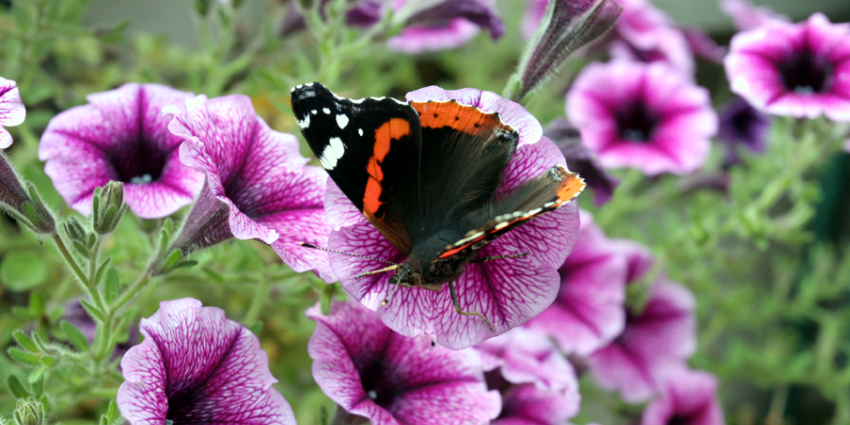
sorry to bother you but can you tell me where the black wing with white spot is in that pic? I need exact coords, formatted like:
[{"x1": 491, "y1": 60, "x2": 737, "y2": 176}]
[{"x1": 290, "y1": 82, "x2": 423, "y2": 254}]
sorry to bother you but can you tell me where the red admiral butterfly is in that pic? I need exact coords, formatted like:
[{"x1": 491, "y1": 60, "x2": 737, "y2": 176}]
[{"x1": 291, "y1": 83, "x2": 585, "y2": 330}]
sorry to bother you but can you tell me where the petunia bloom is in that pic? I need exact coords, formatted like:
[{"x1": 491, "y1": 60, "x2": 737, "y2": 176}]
[
  {"x1": 527, "y1": 210, "x2": 627, "y2": 355},
  {"x1": 324, "y1": 86, "x2": 581, "y2": 350},
  {"x1": 587, "y1": 278, "x2": 697, "y2": 403},
  {"x1": 118, "y1": 298, "x2": 295, "y2": 425},
  {"x1": 386, "y1": 0, "x2": 505, "y2": 54},
  {"x1": 307, "y1": 300, "x2": 500, "y2": 425},
  {"x1": 567, "y1": 60, "x2": 718, "y2": 175},
  {"x1": 39, "y1": 83, "x2": 204, "y2": 219},
  {"x1": 609, "y1": 0, "x2": 695, "y2": 76},
  {"x1": 725, "y1": 13, "x2": 850, "y2": 121},
  {"x1": 717, "y1": 96, "x2": 771, "y2": 166},
  {"x1": 163, "y1": 94, "x2": 334, "y2": 281},
  {"x1": 641, "y1": 368, "x2": 725, "y2": 425},
  {"x1": 0, "y1": 77, "x2": 25, "y2": 149},
  {"x1": 720, "y1": 0, "x2": 789, "y2": 32},
  {"x1": 477, "y1": 327, "x2": 581, "y2": 424},
  {"x1": 544, "y1": 119, "x2": 619, "y2": 205}
]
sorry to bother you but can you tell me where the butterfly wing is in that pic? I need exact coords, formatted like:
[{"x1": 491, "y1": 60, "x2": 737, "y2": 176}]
[
  {"x1": 291, "y1": 83, "x2": 422, "y2": 254},
  {"x1": 438, "y1": 165, "x2": 585, "y2": 260},
  {"x1": 409, "y1": 100, "x2": 520, "y2": 243}
]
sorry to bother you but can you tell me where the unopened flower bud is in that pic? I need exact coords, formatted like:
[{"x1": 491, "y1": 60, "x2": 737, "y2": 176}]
[
  {"x1": 12, "y1": 398, "x2": 46, "y2": 425},
  {"x1": 91, "y1": 181, "x2": 128, "y2": 235},
  {"x1": 0, "y1": 153, "x2": 56, "y2": 235},
  {"x1": 511, "y1": 0, "x2": 622, "y2": 102}
]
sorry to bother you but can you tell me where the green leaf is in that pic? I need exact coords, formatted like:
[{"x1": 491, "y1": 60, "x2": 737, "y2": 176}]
[
  {"x1": 8, "y1": 348, "x2": 42, "y2": 366},
  {"x1": 12, "y1": 331, "x2": 40, "y2": 353},
  {"x1": 29, "y1": 366, "x2": 47, "y2": 383},
  {"x1": 105, "y1": 400, "x2": 118, "y2": 423},
  {"x1": 61, "y1": 320, "x2": 91, "y2": 352},
  {"x1": 104, "y1": 267, "x2": 120, "y2": 304},
  {"x1": 98, "y1": 19, "x2": 130, "y2": 43},
  {"x1": 31, "y1": 374, "x2": 43, "y2": 396},
  {"x1": 80, "y1": 299, "x2": 106, "y2": 322},
  {"x1": 7, "y1": 375, "x2": 31, "y2": 398},
  {"x1": 0, "y1": 251, "x2": 49, "y2": 291},
  {"x1": 95, "y1": 257, "x2": 113, "y2": 289},
  {"x1": 72, "y1": 240, "x2": 91, "y2": 258},
  {"x1": 29, "y1": 292, "x2": 45, "y2": 317},
  {"x1": 39, "y1": 356, "x2": 57, "y2": 367},
  {"x1": 162, "y1": 249, "x2": 182, "y2": 271}
]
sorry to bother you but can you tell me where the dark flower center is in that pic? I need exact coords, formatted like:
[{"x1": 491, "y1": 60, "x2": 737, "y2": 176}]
[
  {"x1": 108, "y1": 138, "x2": 168, "y2": 185},
  {"x1": 359, "y1": 359, "x2": 400, "y2": 408},
  {"x1": 778, "y1": 50, "x2": 832, "y2": 94},
  {"x1": 668, "y1": 414, "x2": 693, "y2": 425},
  {"x1": 616, "y1": 103, "x2": 659, "y2": 143}
]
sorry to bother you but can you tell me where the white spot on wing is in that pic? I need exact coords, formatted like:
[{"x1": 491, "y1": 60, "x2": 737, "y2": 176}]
[
  {"x1": 311, "y1": 110, "x2": 317, "y2": 115},
  {"x1": 323, "y1": 108, "x2": 331, "y2": 115},
  {"x1": 358, "y1": 128, "x2": 364, "y2": 136},
  {"x1": 336, "y1": 114, "x2": 349, "y2": 129},
  {"x1": 297, "y1": 114, "x2": 311, "y2": 129},
  {"x1": 318, "y1": 137, "x2": 346, "y2": 170},
  {"x1": 495, "y1": 221, "x2": 509, "y2": 230}
]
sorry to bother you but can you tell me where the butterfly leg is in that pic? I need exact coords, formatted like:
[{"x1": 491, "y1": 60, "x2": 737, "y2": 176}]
[
  {"x1": 448, "y1": 281, "x2": 494, "y2": 332},
  {"x1": 470, "y1": 253, "x2": 528, "y2": 263}
]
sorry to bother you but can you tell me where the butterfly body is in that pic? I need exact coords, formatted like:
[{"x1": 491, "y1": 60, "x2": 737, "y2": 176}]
[{"x1": 290, "y1": 82, "x2": 585, "y2": 300}]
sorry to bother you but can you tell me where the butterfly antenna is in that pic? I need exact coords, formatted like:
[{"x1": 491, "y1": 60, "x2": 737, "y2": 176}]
[
  {"x1": 355, "y1": 264, "x2": 400, "y2": 279},
  {"x1": 448, "y1": 281, "x2": 494, "y2": 332},
  {"x1": 299, "y1": 243, "x2": 399, "y2": 265},
  {"x1": 381, "y1": 282, "x2": 402, "y2": 306}
]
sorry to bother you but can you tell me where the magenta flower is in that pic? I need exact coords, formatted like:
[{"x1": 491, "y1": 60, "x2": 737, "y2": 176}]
[
  {"x1": 720, "y1": 0, "x2": 789, "y2": 32},
  {"x1": 39, "y1": 83, "x2": 203, "y2": 218},
  {"x1": 587, "y1": 279, "x2": 697, "y2": 403},
  {"x1": 164, "y1": 94, "x2": 334, "y2": 281},
  {"x1": 118, "y1": 298, "x2": 295, "y2": 425},
  {"x1": 544, "y1": 119, "x2": 619, "y2": 205},
  {"x1": 0, "y1": 77, "x2": 25, "y2": 149},
  {"x1": 725, "y1": 13, "x2": 850, "y2": 121},
  {"x1": 641, "y1": 368, "x2": 725, "y2": 425},
  {"x1": 567, "y1": 60, "x2": 717, "y2": 175},
  {"x1": 476, "y1": 327, "x2": 580, "y2": 424},
  {"x1": 609, "y1": 0, "x2": 694, "y2": 76},
  {"x1": 527, "y1": 210, "x2": 627, "y2": 355},
  {"x1": 325, "y1": 86, "x2": 580, "y2": 350},
  {"x1": 717, "y1": 96, "x2": 770, "y2": 166},
  {"x1": 307, "y1": 300, "x2": 501, "y2": 425},
  {"x1": 387, "y1": 0, "x2": 504, "y2": 54}
]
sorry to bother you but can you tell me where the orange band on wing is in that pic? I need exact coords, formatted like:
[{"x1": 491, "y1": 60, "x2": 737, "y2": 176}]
[
  {"x1": 411, "y1": 101, "x2": 513, "y2": 136},
  {"x1": 364, "y1": 118, "x2": 412, "y2": 215}
]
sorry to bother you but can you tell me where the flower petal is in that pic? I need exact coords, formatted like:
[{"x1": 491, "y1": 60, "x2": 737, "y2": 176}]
[
  {"x1": 307, "y1": 300, "x2": 501, "y2": 425},
  {"x1": 118, "y1": 298, "x2": 294, "y2": 425}
]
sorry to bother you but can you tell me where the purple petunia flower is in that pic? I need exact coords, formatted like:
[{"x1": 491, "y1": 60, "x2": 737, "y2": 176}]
[
  {"x1": 324, "y1": 86, "x2": 580, "y2": 350},
  {"x1": 526, "y1": 210, "x2": 627, "y2": 356},
  {"x1": 641, "y1": 368, "x2": 725, "y2": 425},
  {"x1": 39, "y1": 83, "x2": 204, "y2": 219},
  {"x1": 307, "y1": 300, "x2": 501, "y2": 425},
  {"x1": 387, "y1": 0, "x2": 505, "y2": 54},
  {"x1": 717, "y1": 96, "x2": 771, "y2": 166},
  {"x1": 164, "y1": 94, "x2": 334, "y2": 281},
  {"x1": 118, "y1": 298, "x2": 295, "y2": 425},
  {"x1": 680, "y1": 26, "x2": 727, "y2": 64},
  {"x1": 587, "y1": 278, "x2": 697, "y2": 403},
  {"x1": 609, "y1": 0, "x2": 695, "y2": 76},
  {"x1": 279, "y1": 0, "x2": 382, "y2": 36},
  {"x1": 0, "y1": 77, "x2": 25, "y2": 149},
  {"x1": 476, "y1": 327, "x2": 580, "y2": 424},
  {"x1": 720, "y1": 0, "x2": 789, "y2": 32},
  {"x1": 544, "y1": 119, "x2": 619, "y2": 205},
  {"x1": 567, "y1": 60, "x2": 718, "y2": 175},
  {"x1": 725, "y1": 13, "x2": 850, "y2": 121}
]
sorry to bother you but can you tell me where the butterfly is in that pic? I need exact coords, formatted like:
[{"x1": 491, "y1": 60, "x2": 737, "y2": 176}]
[{"x1": 291, "y1": 83, "x2": 585, "y2": 330}]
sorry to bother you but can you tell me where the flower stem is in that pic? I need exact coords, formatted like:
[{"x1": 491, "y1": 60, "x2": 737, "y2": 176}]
[{"x1": 111, "y1": 269, "x2": 152, "y2": 313}]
